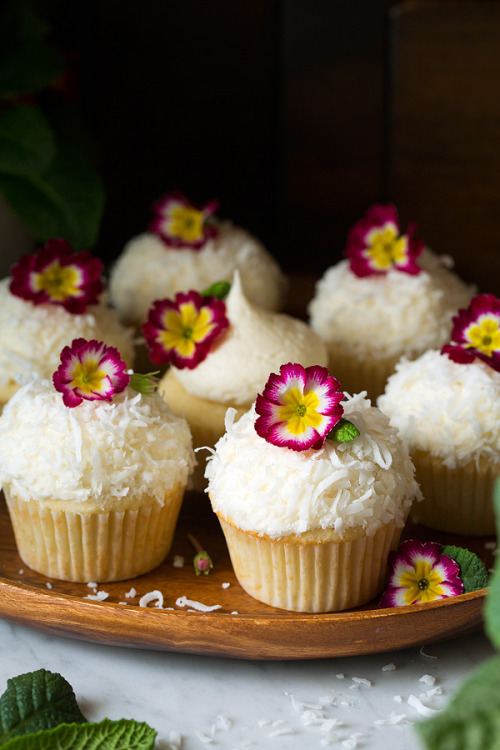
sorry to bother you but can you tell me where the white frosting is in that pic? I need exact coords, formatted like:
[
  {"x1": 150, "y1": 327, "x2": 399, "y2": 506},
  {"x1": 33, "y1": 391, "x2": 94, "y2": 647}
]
[
  {"x1": 205, "y1": 393, "x2": 420, "y2": 539},
  {"x1": 108, "y1": 221, "x2": 286, "y2": 325},
  {"x1": 0, "y1": 279, "x2": 135, "y2": 388},
  {"x1": 0, "y1": 378, "x2": 195, "y2": 509},
  {"x1": 378, "y1": 349, "x2": 500, "y2": 468},
  {"x1": 172, "y1": 272, "x2": 328, "y2": 406},
  {"x1": 308, "y1": 250, "x2": 474, "y2": 359}
]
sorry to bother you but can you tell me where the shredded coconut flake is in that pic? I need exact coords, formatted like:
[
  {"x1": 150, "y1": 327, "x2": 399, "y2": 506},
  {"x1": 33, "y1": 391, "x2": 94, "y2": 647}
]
[
  {"x1": 85, "y1": 590, "x2": 109, "y2": 601},
  {"x1": 407, "y1": 694, "x2": 437, "y2": 717},
  {"x1": 175, "y1": 595, "x2": 222, "y2": 613},
  {"x1": 139, "y1": 590, "x2": 164, "y2": 608},
  {"x1": 172, "y1": 555, "x2": 185, "y2": 568}
]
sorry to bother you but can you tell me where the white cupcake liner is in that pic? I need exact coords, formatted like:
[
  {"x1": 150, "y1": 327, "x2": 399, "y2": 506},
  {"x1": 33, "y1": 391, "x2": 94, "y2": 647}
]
[
  {"x1": 5, "y1": 486, "x2": 185, "y2": 582},
  {"x1": 218, "y1": 516, "x2": 402, "y2": 612},
  {"x1": 410, "y1": 451, "x2": 499, "y2": 535}
]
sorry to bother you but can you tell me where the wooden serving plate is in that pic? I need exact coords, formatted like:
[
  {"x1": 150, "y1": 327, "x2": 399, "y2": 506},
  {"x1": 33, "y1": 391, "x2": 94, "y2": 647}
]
[{"x1": 0, "y1": 492, "x2": 491, "y2": 660}]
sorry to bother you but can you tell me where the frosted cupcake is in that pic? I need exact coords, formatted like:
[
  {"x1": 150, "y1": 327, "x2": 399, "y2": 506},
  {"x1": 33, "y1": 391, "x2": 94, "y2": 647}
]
[
  {"x1": 308, "y1": 205, "x2": 474, "y2": 400},
  {"x1": 378, "y1": 294, "x2": 500, "y2": 536},
  {"x1": 144, "y1": 273, "x2": 328, "y2": 489},
  {"x1": 0, "y1": 338, "x2": 195, "y2": 582},
  {"x1": 109, "y1": 191, "x2": 286, "y2": 328},
  {"x1": 205, "y1": 363, "x2": 420, "y2": 612},
  {"x1": 0, "y1": 239, "x2": 135, "y2": 405}
]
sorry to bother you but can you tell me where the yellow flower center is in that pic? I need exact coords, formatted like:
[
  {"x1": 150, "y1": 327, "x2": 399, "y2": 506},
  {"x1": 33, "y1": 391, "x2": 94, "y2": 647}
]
[
  {"x1": 35, "y1": 262, "x2": 80, "y2": 301},
  {"x1": 466, "y1": 317, "x2": 500, "y2": 356},
  {"x1": 399, "y1": 560, "x2": 445, "y2": 604},
  {"x1": 161, "y1": 302, "x2": 215, "y2": 358},
  {"x1": 366, "y1": 227, "x2": 407, "y2": 270},
  {"x1": 278, "y1": 387, "x2": 322, "y2": 435},
  {"x1": 168, "y1": 206, "x2": 205, "y2": 243},
  {"x1": 71, "y1": 360, "x2": 106, "y2": 394}
]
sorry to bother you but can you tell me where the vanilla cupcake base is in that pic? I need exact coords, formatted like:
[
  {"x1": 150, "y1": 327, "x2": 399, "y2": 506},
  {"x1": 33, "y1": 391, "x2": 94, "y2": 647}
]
[
  {"x1": 325, "y1": 345, "x2": 400, "y2": 401},
  {"x1": 5, "y1": 485, "x2": 185, "y2": 582},
  {"x1": 410, "y1": 451, "x2": 499, "y2": 535},
  {"x1": 217, "y1": 515, "x2": 402, "y2": 612},
  {"x1": 159, "y1": 369, "x2": 248, "y2": 490}
]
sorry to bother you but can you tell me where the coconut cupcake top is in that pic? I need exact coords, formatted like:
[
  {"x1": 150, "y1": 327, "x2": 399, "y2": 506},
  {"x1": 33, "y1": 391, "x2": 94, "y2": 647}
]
[
  {"x1": 308, "y1": 205, "x2": 474, "y2": 359},
  {"x1": 205, "y1": 364, "x2": 419, "y2": 539},
  {"x1": 0, "y1": 339, "x2": 195, "y2": 510},
  {"x1": 150, "y1": 272, "x2": 327, "y2": 406},
  {"x1": 378, "y1": 294, "x2": 500, "y2": 468},
  {"x1": 0, "y1": 240, "x2": 134, "y2": 390},
  {"x1": 109, "y1": 191, "x2": 286, "y2": 326}
]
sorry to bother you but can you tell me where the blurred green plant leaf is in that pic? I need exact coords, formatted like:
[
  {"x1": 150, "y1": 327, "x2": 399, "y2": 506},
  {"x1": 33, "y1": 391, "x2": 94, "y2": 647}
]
[
  {"x1": 484, "y1": 478, "x2": 500, "y2": 650},
  {"x1": 0, "y1": 142, "x2": 105, "y2": 249},
  {"x1": 0, "y1": 40, "x2": 65, "y2": 99},
  {"x1": 0, "y1": 105, "x2": 55, "y2": 175}
]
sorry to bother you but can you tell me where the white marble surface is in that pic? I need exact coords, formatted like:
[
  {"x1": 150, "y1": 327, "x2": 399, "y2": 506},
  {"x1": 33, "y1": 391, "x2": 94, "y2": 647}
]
[{"x1": 0, "y1": 618, "x2": 494, "y2": 749}]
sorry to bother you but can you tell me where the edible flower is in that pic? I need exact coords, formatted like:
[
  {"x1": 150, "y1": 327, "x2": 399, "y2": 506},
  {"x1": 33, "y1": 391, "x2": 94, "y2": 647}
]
[
  {"x1": 9, "y1": 238, "x2": 103, "y2": 313},
  {"x1": 255, "y1": 363, "x2": 345, "y2": 451},
  {"x1": 188, "y1": 533, "x2": 214, "y2": 576},
  {"x1": 149, "y1": 191, "x2": 219, "y2": 249},
  {"x1": 441, "y1": 294, "x2": 500, "y2": 373},
  {"x1": 53, "y1": 338, "x2": 130, "y2": 407},
  {"x1": 142, "y1": 290, "x2": 229, "y2": 368},
  {"x1": 379, "y1": 540, "x2": 463, "y2": 608},
  {"x1": 345, "y1": 204, "x2": 423, "y2": 277}
]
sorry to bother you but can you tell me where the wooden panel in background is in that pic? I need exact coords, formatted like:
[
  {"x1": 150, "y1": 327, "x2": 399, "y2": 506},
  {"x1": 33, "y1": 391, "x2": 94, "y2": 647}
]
[{"x1": 388, "y1": 0, "x2": 500, "y2": 294}]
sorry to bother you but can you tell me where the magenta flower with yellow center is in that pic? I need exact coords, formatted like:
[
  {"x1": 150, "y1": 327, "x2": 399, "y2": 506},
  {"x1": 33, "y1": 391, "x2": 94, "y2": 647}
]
[
  {"x1": 442, "y1": 293, "x2": 500, "y2": 373},
  {"x1": 142, "y1": 290, "x2": 229, "y2": 368},
  {"x1": 53, "y1": 338, "x2": 130, "y2": 408},
  {"x1": 345, "y1": 204, "x2": 423, "y2": 277},
  {"x1": 255, "y1": 363, "x2": 345, "y2": 451},
  {"x1": 379, "y1": 540, "x2": 463, "y2": 608},
  {"x1": 9, "y1": 238, "x2": 103, "y2": 314},
  {"x1": 149, "y1": 191, "x2": 219, "y2": 249}
]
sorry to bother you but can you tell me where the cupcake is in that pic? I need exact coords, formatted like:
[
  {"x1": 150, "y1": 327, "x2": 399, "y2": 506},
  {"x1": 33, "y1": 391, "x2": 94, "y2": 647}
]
[
  {"x1": 205, "y1": 363, "x2": 420, "y2": 612},
  {"x1": 109, "y1": 191, "x2": 286, "y2": 328},
  {"x1": 144, "y1": 272, "x2": 328, "y2": 489},
  {"x1": 378, "y1": 294, "x2": 500, "y2": 536},
  {"x1": 308, "y1": 205, "x2": 475, "y2": 400},
  {"x1": 0, "y1": 239, "x2": 135, "y2": 406},
  {"x1": 0, "y1": 338, "x2": 195, "y2": 582}
]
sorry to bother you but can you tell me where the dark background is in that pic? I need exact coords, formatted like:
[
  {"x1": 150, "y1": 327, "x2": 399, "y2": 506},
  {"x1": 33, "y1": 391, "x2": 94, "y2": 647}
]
[{"x1": 56, "y1": 0, "x2": 500, "y2": 294}]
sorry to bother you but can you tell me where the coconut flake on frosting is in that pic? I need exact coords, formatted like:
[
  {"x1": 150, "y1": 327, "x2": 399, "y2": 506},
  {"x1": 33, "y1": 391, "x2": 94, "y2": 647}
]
[
  {"x1": 0, "y1": 378, "x2": 195, "y2": 509},
  {"x1": 170, "y1": 272, "x2": 328, "y2": 406},
  {"x1": 205, "y1": 393, "x2": 420, "y2": 539},
  {"x1": 308, "y1": 249, "x2": 474, "y2": 359},
  {"x1": 109, "y1": 222, "x2": 286, "y2": 325},
  {"x1": 377, "y1": 349, "x2": 500, "y2": 468},
  {"x1": 0, "y1": 279, "x2": 135, "y2": 389}
]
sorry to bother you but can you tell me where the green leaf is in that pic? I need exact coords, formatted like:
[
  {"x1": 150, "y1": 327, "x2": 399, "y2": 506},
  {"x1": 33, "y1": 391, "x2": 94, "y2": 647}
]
[
  {"x1": 0, "y1": 669, "x2": 86, "y2": 744},
  {"x1": 0, "y1": 106, "x2": 55, "y2": 176},
  {"x1": 129, "y1": 372, "x2": 160, "y2": 396},
  {"x1": 417, "y1": 655, "x2": 500, "y2": 750},
  {"x1": 0, "y1": 718, "x2": 157, "y2": 750},
  {"x1": 0, "y1": 40, "x2": 65, "y2": 99},
  {"x1": 484, "y1": 478, "x2": 500, "y2": 650},
  {"x1": 0, "y1": 143, "x2": 105, "y2": 249},
  {"x1": 201, "y1": 280, "x2": 231, "y2": 300},
  {"x1": 441, "y1": 545, "x2": 489, "y2": 594},
  {"x1": 326, "y1": 418, "x2": 360, "y2": 443}
]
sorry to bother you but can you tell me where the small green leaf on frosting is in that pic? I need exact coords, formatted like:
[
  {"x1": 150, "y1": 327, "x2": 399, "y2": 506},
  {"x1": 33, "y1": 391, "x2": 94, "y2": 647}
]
[
  {"x1": 129, "y1": 372, "x2": 160, "y2": 396},
  {"x1": 326, "y1": 418, "x2": 360, "y2": 443},
  {"x1": 441, "y1": 545, "x2": 489, "y2": 593},
  {"x1": 201, "y1": 280, "x2": 231, "y2": 300}
]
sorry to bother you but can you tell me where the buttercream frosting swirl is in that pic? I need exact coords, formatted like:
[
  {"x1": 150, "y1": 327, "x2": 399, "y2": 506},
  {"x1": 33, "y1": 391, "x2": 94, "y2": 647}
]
[{"x1": 171, "y1": 272, "x2": 328, "y2": 406}]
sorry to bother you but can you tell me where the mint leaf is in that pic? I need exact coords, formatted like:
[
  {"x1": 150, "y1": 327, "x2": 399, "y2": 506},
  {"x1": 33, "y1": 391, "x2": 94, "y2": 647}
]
[
  {"x1": 0, "y1": 143, "x2": 105, "y2": 249},
  {"x1": 326, "y1": 418, "x2": 360, "y2": 443},
  {"x1": 0, "y1": 106, "x2": 55, "y2": 176},
  {"x1": 0, "y1": 718, "x2": 156, "y2": 750},
  {"x1": 0, "y1": 669, "x2": 86, "y2": 744},
  {"x1": 417, "y1": 655, "x2": 500, "y2": 750},
  {"x1": 484, "y1": 478, "x2": 500, "y2": 650},
  {"x1": 441, "y1": 545, "x2": 489, "y2": 593},
  {"x1": 201, "y1": 280, "x2": 231, "y2": 299}
]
